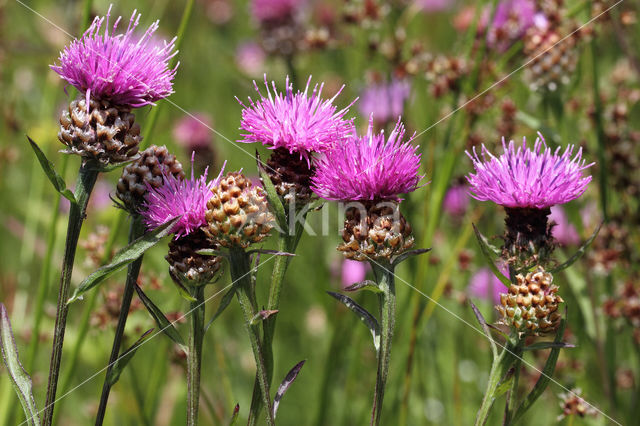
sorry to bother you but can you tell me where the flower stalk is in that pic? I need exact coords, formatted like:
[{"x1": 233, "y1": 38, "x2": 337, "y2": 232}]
[
  {"x1": 42, "y1": 160, "x2": 99, "y2": 426},
  {"x1": 187, "y1": 285, "x2": 206, "y2": 426}
]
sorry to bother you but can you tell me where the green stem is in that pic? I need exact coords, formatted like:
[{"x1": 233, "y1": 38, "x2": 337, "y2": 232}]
[
  {"x1": 504, "y1": 348, "x2": 523, "y2": 425},
  {"x1": 94, "y1": 217, "x2": 146, "y2": 425},
  {"x1": 187, "y1": 285, "x2": 206, "y2": 426},
  {"x1": 229, "y1": 247, "x2": 275, "y2": 426},
  {"x1": 370, "y1": 262, "x2": 396, "y2": 426},
  {"x1": 42, "y1": 161, "x2": 99, "y2": 426}
]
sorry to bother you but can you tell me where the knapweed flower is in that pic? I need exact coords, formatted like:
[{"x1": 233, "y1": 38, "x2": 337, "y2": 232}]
[
  {"x1": 141, "y1": 158, "x2": 225, "y2": 238},
  {"x1": 312, "y1": 118, "x2": 422, "y2": 201},
  {"x1": 235, "y1": 42, "x2": 266, "y2": 77},
  {"x1": 238, "y1": 75, "x2": 354, "y2": 162},
  {"x1": 173, "y1": 113, "x2": 213, "y2": 150},
  {"x1": 51, "y1": 6, "x2": 177, "y2": 108},
  {"x1": 487, "y1": 0, "x2": 537, "y2": 51},
  {"x1": 468, "y1": 267, "x2": 507, "y2": 304},
  {"x1": 466, "y1": 134, "x2": 593, "y2": 209},
  {"x1": 359, "y1": 79, "x2": 411, "y2": 125},
  {"x1": 342, "y1": 259, "x2": 367, "y2": 288},
  {"x1": 251, "y1": 0, "x2": 303, "y2": 23},
  {"x1": 549, "y1": 206, "x2": 580, "y2": 246},
  {"x1": 443, "y1": 184, "x2": 470, "y2": 217}
]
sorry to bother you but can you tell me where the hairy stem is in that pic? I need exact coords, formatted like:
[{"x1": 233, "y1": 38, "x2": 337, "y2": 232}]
[{"x1": 187, "y1": 286, "x2": 206, "y2": 426}]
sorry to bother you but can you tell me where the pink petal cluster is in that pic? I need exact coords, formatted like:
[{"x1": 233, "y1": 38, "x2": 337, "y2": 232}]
[
  {"x1": 359, "y1": 79, "x2": 411, "y2": 124},
  {"x1": 237, "y1": 76, "x2": 355, "y2": 163},
  {"x1": 51, "y1": 6, "x2": 178, "y2": 108},
  {"x1": 311, "y1": 118, "x2": 422, "y2": 201},
  {"x1": 468, "y1": 267, "x2": 508, "y2": 304},
  {"x1": 141, "y1": 159, "x2": 225, "y2": 238},
  {"x1": 487, "y1": 0, "x2": 537, "y2": 51},
  {"x1": 172, "y1": 113, "x2": 213, "y2": 150},
  {"x1": 443, "y1": 184, "x2": 470, "y2": 217},
  {"x1": 341, "y1": 259, "x2": 367, "y2": 288},
  {"x1": 549, "y1": 206, "x2": 580, "y2": 246},
  {"x1": 466, "y1": 134, "x2": 593, "y2": 209},
  {"x1": 250, "y1": 0, "x2": 303, "y2": 23}
]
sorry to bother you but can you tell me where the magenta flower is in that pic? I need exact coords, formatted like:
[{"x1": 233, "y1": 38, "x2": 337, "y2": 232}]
[
  {"x1": 549, "y1": 206, "x2": 580, "y2": 246},
  {"x1": 466, "y1": 134, "x2": 593, "y2": 209},
  {"x1": 359, "y1": 79, "x2": 411, "y2": 125},
  {"x1": 443, "y1": 184, "x2": 470, "y2": 217},
  {"x1": 341, "y1": 259, "x2": 368, "y2": 288},
  {"x1": 141, "y1": 158, "x2": 225, "y2": 238},
  {"x1": 487, "y1": 0, "x2": 537, "y2": 51},
  {"x1": 173, "y1": 113, "x2": 213, "y2": 150},
  {"x1": 250, "y1": 0, "x2": 303, "y2": 22},
  {"x1": 235, "y1": 42, "x2": 266, "y2": 77},
  {"x1": 237, "y1": 75, "x2": 355, "y2": 163},
  {"x1": 468, "y1": 267, "x2": 508, "y2": 304},
  {"x1": 311, "y1": 118, "x2": 422, "y2": 201},
  {"x1": 51, "y1": 6, "x2": 178, "y2": 108}
]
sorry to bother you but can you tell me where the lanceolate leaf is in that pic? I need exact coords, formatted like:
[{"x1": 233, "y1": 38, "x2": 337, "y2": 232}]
[
  {"x1": 327, "y1": 291, "x2": 380, "y2": 351},
  {"x1": 106, "y1": 328, "x2": 154, "y2": 386},
  {"x1": 67, "y1": 217, "x2": 180, "y2": 303},
  {"x1": 549, "y1": 221, "x2": 603, "y2": 273},
  {"x1": 0, "y1": 304, "x2": 40, "y2": 426},
  {"x1": 27, "y1": 136, "x2": 76, "y2": 204},
  {"x1": 344, "y1": 280, "x2": 382, "y2": 293},
  {"x1": 272, "y1": 360, "x2": 306, "y2": 419},
  {"x1": 205, "y1": 285, "x2": 237, "y2": 332},
  {"x1": 523, "y1": 341, "x2": 575, "y2": 351},
  {"x1": 472, "y1": 224, "x2": 511, "y2": 288},
  {"x1": 470, "y1": 300, "x2": 498, "y2": 358},
  {"x1": 256, "y1": 151, "x2": 287, "y2": 231},
  {"x1": 135, "y1": 285, "x2": 185, "y2": 346},
  {"x1": 392, "y1": 248, "x2": 432, "y2": 267}
]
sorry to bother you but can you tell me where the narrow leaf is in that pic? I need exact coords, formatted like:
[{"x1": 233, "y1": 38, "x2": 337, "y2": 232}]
[
  {"x1": 196, "y1": 248, "x2": 228, "y2": 258},
  {"x1": 549, "y1": 221, "x2": 602, "y2": 273},
  {"x1": 392, "y1": 248, "x2": 432, "y2": 266},
  {"x1": 246, "y1": 249, "x2": 295, "y2": 257},
  {"x1": 27, "y1": 136, "x2": 76, "y2": 204},
  {"x1": 344, "y1": 280, "x2": 382, "y2": 293},
  {"x1": 68, "y1": 217, "x2": 180, "y2": 303},
  {"x1": 228, "y1": 404, "x2": 240, "y2": 425},
  {"x1": 106, "y1": 328, "x2": 154, "y2": 386},
  {"x1": 169, "y1": 269, "x2": 197, "y2": 302},
  {"x1": 205, "y1": 285, "x2": 237, "y2": 332},
  {"x1": 472, "y1": 224, "x2": 511, "y2": 287},
  {"x1": 494, "y1": 368, "x2": 515, "y2": 398},
  {"x1": 512, "y1": 309, "x2": 567, "y2": 423},
  {"x1": 250, "y1": 310, "x2": 279, "y2": 325},
  {"x1": 523, "y1": 341, "x2": 575, "y2": 351},
  {"x1": 0, "y1": 304, "x2": 40, "y2": 426},
  {"x1": 470, "y1": 300, "x2": 498, "y2": 358},
  {"x1": 86, "y1": 158, "x2": 135, "y2": 173},
  {"x1": 135, "y1": 285, "x2": 185, "y2": 345},
  {"x1": 272, "y1": 360, "x2": 306, "y2": 419},
  {"x1": 257, "y1": 151, "x2": 287, "y2": 231},
  {"x1": 327, "y1": 291, "x2": 380, "y2": 351}
]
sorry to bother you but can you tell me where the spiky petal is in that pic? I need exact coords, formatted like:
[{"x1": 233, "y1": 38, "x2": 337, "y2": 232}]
[
  {"x1": 51, "y1": 6, "x2": 178, "y2": 108},
  {"x1": 141, "y1": 158, "x2": 225, "y2": 238},
  {"x1": 466, "y1": 134, "x2": 593, "y2": 209},
  {"x1": 237, "y1": 75, "x2": 355, "y2": 163},
  {"x1": 311, "y1": 118, "x2": 422, "y2": 201}
]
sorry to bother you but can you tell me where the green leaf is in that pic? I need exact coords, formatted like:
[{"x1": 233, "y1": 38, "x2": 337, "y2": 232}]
[
  {"x1": 512, "y1": 309, "x2": 567, "y2": 423},
  {"x1": 469, "y1": 300, "x2": 498, "y2": 358},
  {"x1": 27, "y1": 136, "x2": 76, "y2": 204},
  {"x1": 67, "y1": 217, "x2": 179, "y2": 303},
  {"x1": 196, "y1": 248, "x2": 228, "y2": 258},
  {"x1": 549, "y1": 221, "x2": 602, "y2": 273},
  {"x1": 494, "y1": 369, "x2": 515, "y2": 398},
  {"x1": 327, "y1": 291, "x2": 380, "y2": 351},
  {"x1": 272, "y1": 360, "x2": 305, "y2": 419},
  {"x1": 472, "y1": 224, "x2": 511, "y2": 288},
  {"x1": 523, "y1": 341, "x2": 575, "y2": 351},
  {"x1": 344, "y1": 280, "x2": 382, "y2": 293},
  {"x1": 392, "y1": 248, "x2": 432, "y2": 267},
  {"x1": 204, "y1": 285, "x2": 237, "y2": 332},
  {"x1": 256, "y1": 151, "x2": 287, "y2": 232},
  {"x1": 0, "y1": 304, "x2": 40, "y2": 426},
  {"x1": 106, "y1": 328, "x2": 154, "y2": 386},
  {"x1": 168, "y1": 269, "x2": 197, "y2": 302},
  {"x1": 134, "y1": 285, "x2": 185, "y2": 346}
]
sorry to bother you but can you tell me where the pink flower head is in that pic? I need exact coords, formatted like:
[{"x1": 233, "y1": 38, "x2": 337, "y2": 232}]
[
  {"x1": 311, "y1": 117, "x2": 423, "y2": 201},
  {"x1": 237, "y1": 75, "x2": 355, "y2": 163},
  {"x1": 487, "y1": 0, "x2": 537, "y2": 51},
  {"x1": 51, "y1": 5, "x2": 178, "y2": 108},
  {"x1": 469, "y1": 267, "x2": 508, "y2": 304},
  {"x1": 443, "y1": 184, "x2": 470, "y2": 217},
  {"x1": 465, "y1": 134, "x2": 593, "y2": 209},
  {"x1": 251, "y1": 0, "x2": 303, "y2": 22},
  {"x1": 549, "y1": 206, "x2": 580, "y2": 246},
  {"x1": 172, "y1": 113, "x2": 213, "y2": 150},
  {"x1": 359, "y1": 79, "x2": 411, "y2": 124},
  {"x1": 235, "y1": 42, "x2": 266, "y2": 77},
  {"x1": 341, "y1": 259, "x2": 367, "y2": 288},
  {"x1": 141, "y1": 157, "x2": 226, "y2": 238}
]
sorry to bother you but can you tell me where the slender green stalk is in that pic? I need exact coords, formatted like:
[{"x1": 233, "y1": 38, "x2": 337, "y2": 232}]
[
  {"x1": 370, "y1": 261, "x2": 396, "y2": 426},
  {"x1": 94, "y1": 217, "x2": 146, "y2": 425},
  {"x1": 504, "y1": 348, "x2": 523, "y2": 425},
  {"x1": 229, "y1": 247, "x2": 275, "y2": 426},
  {"x1": 187, "y1": 285, "x2": 206, "y2": 426},
  {"x1": 42, "y1": 161, "x2": 99, "y2": 426}
]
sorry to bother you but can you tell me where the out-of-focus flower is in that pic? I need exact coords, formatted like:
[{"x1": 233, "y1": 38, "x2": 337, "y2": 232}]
[
  {"x1": 312, "y1": 118, "x2": 422, "y2": 201},
  {"x1": 358, "y1": 79, "x2": 411, "y2": 125},
  {"x1": 173, "y1": 113, "x2": 213, "y2": 150},
  {"x1": 468, "y1": 267, "x2": 507, "y2": 304},
  {"x1": 443, "y1": 184, "x2": 469, "y2": 217},
  {"x1": 487, "y1": 0, "x2": 537, "y2": 51},
  {"x1": 414, "y1": 0, "x2": 454, "y2": 13},
  {"x1": 238, "y1": 75, "x2": 354, "y2": 163},
  {"x1": 202, "y1": 0, "x2": 234, "y2": 25},
  {"x1": 235, "y1": 42, "x2": 266, "y2": 77},
  {"x1": 250, "y1": 0, "x2": 304, "y2": 23},
  {"x1": 466, "y1": 134, "x2": 593, "y2": 209},
  {"x1": 51, "y1": 6, "x2": 177, "y2": 107},
  {"x1": 557, "y1": 388, "x2": 598, "y2": 420},
  {"x1": 549, "y1": 206, "x2": 580, "y2": 246},
  {"x1": 341, "y1": 259, "x2": 367, "y2": 287}
]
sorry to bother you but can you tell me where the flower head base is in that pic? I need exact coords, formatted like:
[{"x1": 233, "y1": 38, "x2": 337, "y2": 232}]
[
  {"x1": 312, "y1": 118, "x2": 422, "y2": 201},
  {"x1": 238, "y1": 75, "x2": 354, "y2": 163},
  {"x1": 466, "y1": 134, "x2": 593, "y2": 209},
  {"x1": 141, "y1": 157, "x2": 225, "y2": 238},
  {"x1": 51, "y1": 6, "x2": 177, "y2": 108},
  {"x1": 167, "y1": 229, "x2": 223, "y2": 287}
]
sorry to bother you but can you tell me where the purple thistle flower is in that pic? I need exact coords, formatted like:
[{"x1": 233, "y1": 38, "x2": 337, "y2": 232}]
[
  {"x1": 341, "y1": 259, "x2": 368, "y2": 289},
  {"x1": 173, "y1": 113, "x2": 213, "y2": 150},
  {"x1": 250, "y1": 0, "x2": 303, "y2": 23},
  {"x1": 465, "y1": 134, "x2": 593, "y2": 209},
  {"x1": 443, "y1": 184, "x2": 470, "y2": 217},
  {"x1": 141, "y1": 157, "x2": 225, "y2": 238},
  {"x1": 468, "y1": 267, "x2": 508, "y2": 304},
  {"x1": 237, "y1": 75, "x2": 355, "y2": 163},
  {"x1": 487, "y1": 0, "x2": 537, "y2": 51},
  {"x1": 359, "y1": 78, "x2": 411, "y2": 125},
  {"x1": 549, "y1": 205, "x2": 580, "y2": 246},
  {"x1": 51, "y1": 6, "x2": 178, "y2": 108},
  {"x1": 311, "y1": 117, "x2": 422, "y2": 201}
]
